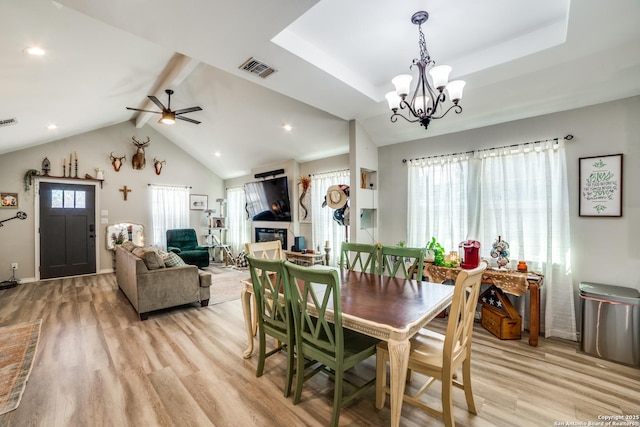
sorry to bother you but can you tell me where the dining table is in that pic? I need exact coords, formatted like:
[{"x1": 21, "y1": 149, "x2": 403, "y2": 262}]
[{"x1": 241, "y1": 268, "x2": 455, "y2": 427}]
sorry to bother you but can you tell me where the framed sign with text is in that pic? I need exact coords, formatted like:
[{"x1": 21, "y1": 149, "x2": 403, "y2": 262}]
[{"x1": 579, "y1": 154, "x2": 623, "y2": 217}]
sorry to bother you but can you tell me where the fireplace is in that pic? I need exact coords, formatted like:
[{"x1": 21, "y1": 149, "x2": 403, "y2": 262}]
[{"x1": 255, "y1": 227, "x2": 287, "y2": 249}]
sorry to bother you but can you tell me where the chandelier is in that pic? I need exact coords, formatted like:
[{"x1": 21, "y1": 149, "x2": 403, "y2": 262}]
[{"x1": 385, "y1": 11, "x2": 466, "y2": 130}]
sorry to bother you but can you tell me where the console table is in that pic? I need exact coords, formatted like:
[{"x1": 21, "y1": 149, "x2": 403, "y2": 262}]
[
  {"x1": 285, "y1": 251, "x2": 326, "y2": 266},
  {"x1": 423, "y1": 262, "x2": 544, "y2": 346}
]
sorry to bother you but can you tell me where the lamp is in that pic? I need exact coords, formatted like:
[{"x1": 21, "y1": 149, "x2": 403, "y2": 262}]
[
  {"x1": 159, "y1": 111, "x2": 175, "y2": 125},
  {"x1": 386, "y1": 11, "x2": 465, "y2": 130}
]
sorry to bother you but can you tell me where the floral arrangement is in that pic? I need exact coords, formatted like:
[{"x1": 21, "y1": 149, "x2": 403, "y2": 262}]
[
  {"x1": 298, "y1": 175, "x2": 311, "y2": 220},
  {"x1": 111, "y1": 230, "x2": 126, "y2": 244}
]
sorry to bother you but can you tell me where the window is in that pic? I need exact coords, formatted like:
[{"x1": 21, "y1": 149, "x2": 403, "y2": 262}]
[
  {"x1": 311, "y1": 169, "x2": 350, "y2": 266},
  {"x1": 227, "y1": 187, "x2": 248, "y2": 255},
  {"x1": 408, "y1": 140, "x2": 576, "y2": 341},
  {"x1": 149, "y1": 185, "x2": 189, "y2": 249},
  {"x1": 51, "y1": 189, "x2": 86, "y2": 209}
]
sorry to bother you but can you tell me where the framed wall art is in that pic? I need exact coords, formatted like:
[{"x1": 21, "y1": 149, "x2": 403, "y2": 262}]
[
  {"x1": 190, "y1": 194, "x2": 208, "y2": 210},
  {"x1": 1, "y1": 193, "x2": 18, "y2": 208},
  {"x1": 579, "y1": 154, "x2": 623, "y2": 217}
]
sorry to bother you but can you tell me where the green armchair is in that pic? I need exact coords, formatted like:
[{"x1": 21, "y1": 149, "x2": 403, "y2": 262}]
[{"x1": 166, "y1": 229, "x2": 210, "y2": 268}]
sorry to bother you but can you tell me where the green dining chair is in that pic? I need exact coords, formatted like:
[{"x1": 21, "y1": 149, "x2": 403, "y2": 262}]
[
  {"x1": 246, "y1": 255, "x2": 295, "y2": 397},
  {"x1": 285, "y1": 261, "x2": 379, "y2": 427},
  {"x1": 379, "y1": 245, "x2": 426, "y2": 280},
  {"x1": 339, "y1": 242, "x2": 378, "y2": 273}
]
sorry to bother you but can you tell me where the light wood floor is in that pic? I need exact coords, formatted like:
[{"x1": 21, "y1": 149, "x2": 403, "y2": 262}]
[{"x1": 0, "y1": 273, "x2": 638, "y2": 427}]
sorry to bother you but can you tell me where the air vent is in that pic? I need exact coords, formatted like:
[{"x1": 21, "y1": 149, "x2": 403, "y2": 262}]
[
  {"x1": 0, "y1": 118, "x2": 18, "y2": 127},
  {"x1": 238, "y1": 57, "x2": 277, "y2": 79}
]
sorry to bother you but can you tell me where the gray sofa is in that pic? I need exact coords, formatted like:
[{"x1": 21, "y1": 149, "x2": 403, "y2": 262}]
[{"x1": 115, "y1": 245, "x2": 211, "y2": 320}]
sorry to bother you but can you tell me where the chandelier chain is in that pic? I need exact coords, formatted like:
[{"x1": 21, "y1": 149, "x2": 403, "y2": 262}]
[{"x1": 417, "y1": 24, "x2": 432, "y2": 65}]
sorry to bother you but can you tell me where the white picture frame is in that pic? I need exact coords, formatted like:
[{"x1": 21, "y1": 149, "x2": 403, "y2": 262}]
[{"x1": 190, "y1": 194, "x2": 208, "y2": 210}]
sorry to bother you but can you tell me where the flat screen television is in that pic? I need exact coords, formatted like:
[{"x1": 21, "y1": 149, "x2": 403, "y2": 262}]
[{"x1": 244, "y1": 176, "x2": 291, "y2": 222}]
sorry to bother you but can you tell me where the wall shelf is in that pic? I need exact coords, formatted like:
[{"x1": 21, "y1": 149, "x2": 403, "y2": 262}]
[{"x1": 37, "y1": 174, "x2": 104, "y2": 188}]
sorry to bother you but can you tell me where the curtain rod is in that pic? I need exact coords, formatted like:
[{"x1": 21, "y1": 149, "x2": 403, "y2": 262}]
[
  {"x1": 311, "y1": 168, "x2": 350, "y2": 177},
  {"x1": 402, "y1": 134, "x2": 574, "y2": 164},
  {"x1": 147, "y1": 183, "x2": 192, "y2": 188}
]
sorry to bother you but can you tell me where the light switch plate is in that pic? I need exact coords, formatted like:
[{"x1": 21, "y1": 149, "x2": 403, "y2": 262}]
[
  {"x1": 101, "y1": 210, "x2": 109, "y2": 216},
  {"x1": 100, "y1": 218, "x2": 108, "y2": 224}
]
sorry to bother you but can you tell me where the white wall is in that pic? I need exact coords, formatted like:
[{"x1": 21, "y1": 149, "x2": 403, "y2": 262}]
[
  {"x1": 0, "y1": 121, "x2": 225, "y2": 280},
  {"x1": 378, "y1": 95, "x2": 640, "y2": 292}
]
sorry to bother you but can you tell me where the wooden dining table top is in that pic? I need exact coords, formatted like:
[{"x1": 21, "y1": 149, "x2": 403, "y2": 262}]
[
  {"x1": 246, "y1": 267, "x2": 455, "y2": 339},
  {"x1": 333, "y1": 269, "x2": 454, "y2": 331}
]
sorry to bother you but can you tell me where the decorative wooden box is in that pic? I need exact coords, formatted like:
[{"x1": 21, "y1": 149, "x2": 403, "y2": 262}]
[{"x1": 479, "y1": 285, "x2": 522, "y2": 340}]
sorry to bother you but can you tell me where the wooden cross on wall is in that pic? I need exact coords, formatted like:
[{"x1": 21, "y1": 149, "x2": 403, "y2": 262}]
[{"x1": 119, "y1": 185, "x2": 132, "y2": 201}]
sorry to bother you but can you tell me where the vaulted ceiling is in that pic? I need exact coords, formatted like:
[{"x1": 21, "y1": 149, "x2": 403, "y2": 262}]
[{"x1": 2, "y1": 0, "x2": 639, "y2": 179}]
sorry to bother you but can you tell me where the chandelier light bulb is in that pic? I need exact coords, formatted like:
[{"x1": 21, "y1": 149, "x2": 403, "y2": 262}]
[
  {"x1": 446, "y1": 80, "x2": 466, "y2": 104},
  {"x1": 385, "y1": 91, "x2": 401, "y2": 111},
  {"x1": 428, "y1": 65, "x2": 452, "y2": 91},
  {"x1": 414, "y1": 95, "x2": 429, "y2": 114},
  {"x1": 391, "y1": 74, "x2": 413, "y2": 98}
]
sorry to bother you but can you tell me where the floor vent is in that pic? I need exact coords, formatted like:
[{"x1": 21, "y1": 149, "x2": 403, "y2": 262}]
[
  {"x1": 0, "y1": 118, "x2": 18, "y2": 127},
  {"x1": 238, "y1": 57, "x2": 277, "y2": 79}
]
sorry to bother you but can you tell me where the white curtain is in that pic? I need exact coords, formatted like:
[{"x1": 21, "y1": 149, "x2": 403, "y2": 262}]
[
  {"x1": 311, "y1": 170, "x2": 350, "y2": 266},
  {"x1": 407, "y1": 153, "x2": 474, "y2": 251},
  {"x1": 149, "y1": 185, "x2": 189, "y2": 249},
  {"x1": 227, "y1": 187, "x2": 248, "y2": 255},
  {"x1": 408, "y1": 140, "x2": 576, "y2": 341},
  {"x1": 475, "y1": 140, "x2": 575, "y2": 340}
]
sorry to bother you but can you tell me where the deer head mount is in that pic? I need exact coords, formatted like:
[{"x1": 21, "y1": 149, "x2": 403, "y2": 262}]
[
  {"x1": 153, "y1": 157, "x2": 166, "y2": 175},
  {"x1": 109, "y1": 152, "x2": 126, "y2": 172},
  {"x1": 131, "y1": 136, "x2": 150, "y2": 170}
]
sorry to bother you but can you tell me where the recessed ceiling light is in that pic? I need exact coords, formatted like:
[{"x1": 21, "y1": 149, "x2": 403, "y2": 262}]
[
  {"x1": 24, "y1": 46, "x2": 46, "y2": 56},
  {"x1": 282, "y1": 123, "x2": 292, "y2": 132},
  {"x1": 47, "y1": 123, "x2": 58, "y2": 130},
  {"x1": 214, "y1": 151, "x2": 221, "y2": 157}
]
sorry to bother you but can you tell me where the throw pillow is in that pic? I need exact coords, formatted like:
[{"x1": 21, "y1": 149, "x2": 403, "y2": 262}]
[
  {"x1": 132, "y1": 247, "x2": 146, "y2": 258},
  {"x1": 163, "y1": 251, "x2": 187, "y2": 268},
  {"x1": 121, "y1": 240, "x2": 138, "y2": 252},
  {"x1": 142, "y1": 247, "x2": 165, "y2": 270}
]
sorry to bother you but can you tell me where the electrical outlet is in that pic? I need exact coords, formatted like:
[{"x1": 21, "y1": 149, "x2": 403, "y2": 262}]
[{"x1": 11, "y1": 263, "x2": 18, "y2": 269}]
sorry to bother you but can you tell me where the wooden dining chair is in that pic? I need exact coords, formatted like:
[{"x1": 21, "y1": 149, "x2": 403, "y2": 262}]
[
  {"x1": 375, "y1": 261, "x2": 487, "y2": 427},
  {"x1": 379, "y1": 245, "x2": 426, "y2": 280},
  {"x1": 339, "y1": 242, "x2": 377, "y2": 273},
  {"x1": 285, "y1": 261, "x2": 379, "y2": 427},
  {"x1": 245, "y1": 241, "x2": 285, "y2": 335},
  {"x1": 245, "y1": 240, "x2": 283, "y2": 260},
  {"x1": 246, "y1": 255, "x2": 295, "y2": 397}
]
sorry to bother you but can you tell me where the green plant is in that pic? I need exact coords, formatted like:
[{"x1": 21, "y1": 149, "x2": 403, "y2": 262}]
[{"x1": 426, "y1": 237, "x2": 458, "y2": 267}]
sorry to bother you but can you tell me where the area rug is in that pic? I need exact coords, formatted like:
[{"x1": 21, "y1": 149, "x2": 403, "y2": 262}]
[
  {"x1": 0, "y1": 319, "x2": 41, "y2": 415},
  {"x1": 203, "y1": 265, "x2": 250, "y2": 305}
]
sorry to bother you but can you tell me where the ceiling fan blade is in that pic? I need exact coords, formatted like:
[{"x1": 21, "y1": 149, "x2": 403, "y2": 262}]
[
  {"x1": 126, "y1": 107, "x2": 161, "y2": 114},
  {"x1": 147, "y1": 95, "x2": 167, "y2": 111},
  {"x1": 174, "y1": 106, "x2": 202, "y2": 115},
  {"x1": 176, "y1": 116, "x2": 201, "y2": 125}
]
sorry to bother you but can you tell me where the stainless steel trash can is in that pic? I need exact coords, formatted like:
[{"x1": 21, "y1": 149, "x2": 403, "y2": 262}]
[{"x1": 579, "y1": 282, "x2": 640, "y2": 367}]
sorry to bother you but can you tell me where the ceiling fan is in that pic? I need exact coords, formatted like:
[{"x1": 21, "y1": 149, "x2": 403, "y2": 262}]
[{"x1": 126, "y1": 89, "x2": 202, "y2": 125}]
